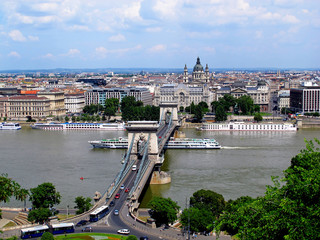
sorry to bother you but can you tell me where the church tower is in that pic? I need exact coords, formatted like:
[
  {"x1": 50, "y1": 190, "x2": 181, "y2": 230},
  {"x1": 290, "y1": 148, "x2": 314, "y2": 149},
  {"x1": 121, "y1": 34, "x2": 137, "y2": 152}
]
[
  {"x1": 183, "y1": 64, "x2": 188, "y2": 83},
  {"x1": 205, "y1": 64, "x2": 209, "y2": 83}
]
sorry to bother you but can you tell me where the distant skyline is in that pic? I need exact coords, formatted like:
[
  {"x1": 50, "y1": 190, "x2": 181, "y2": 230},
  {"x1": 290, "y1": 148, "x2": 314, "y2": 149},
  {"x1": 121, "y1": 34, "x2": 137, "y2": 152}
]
[{"x1": 0, "y1": 0, "x2": 319, "y2": 70}]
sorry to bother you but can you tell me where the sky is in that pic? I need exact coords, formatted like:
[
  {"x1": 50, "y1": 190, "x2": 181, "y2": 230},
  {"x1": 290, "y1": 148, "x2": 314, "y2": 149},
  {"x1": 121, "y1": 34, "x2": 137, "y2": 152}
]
[{"x1": 0, "y1": 0, "x2": 319, "y2": 70}]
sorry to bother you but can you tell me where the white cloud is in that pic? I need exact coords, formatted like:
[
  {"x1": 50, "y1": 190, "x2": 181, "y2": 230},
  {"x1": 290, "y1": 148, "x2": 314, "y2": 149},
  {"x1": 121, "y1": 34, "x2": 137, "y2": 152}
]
[
  {"x1": 8, "y1": 30, "x2": 26, "y2": 42},
  {"x1": 108, "y1": 34, "x2": 126, "y2": 42},
  {"x1": 61, "y1": 49, "x2": 80, "y2": 57},
  {"x1": 255, "y1": 30, "x2": 263, "y2": 39},
  {"x1": 8, "y1": 51, "x2": 21, "y2": 58},
  {"x1": 42, "y1": 53, "x2": 54, "y2": 59},
  {"x1": 148, "y1": 44, "x2": 166, "y2": 53},
  {"x1": 95, "y1": 45, "x2": 142, "y2": 58},
  {"x1": 95, "y1": 46, "x2": 108, "y2": 58}
]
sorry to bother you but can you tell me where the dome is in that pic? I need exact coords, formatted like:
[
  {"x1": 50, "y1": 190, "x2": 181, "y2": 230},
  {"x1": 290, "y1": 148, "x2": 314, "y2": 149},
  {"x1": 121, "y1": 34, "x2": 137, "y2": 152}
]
[{"x1": 193, "y1": 57, "x2": 204, "y2": 72}]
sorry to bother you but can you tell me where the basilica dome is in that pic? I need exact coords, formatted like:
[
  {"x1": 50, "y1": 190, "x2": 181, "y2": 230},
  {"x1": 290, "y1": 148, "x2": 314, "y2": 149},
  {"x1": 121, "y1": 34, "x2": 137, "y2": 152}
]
[{"x1": 193, "y1": 57, "x2": 204, "y2": 72}]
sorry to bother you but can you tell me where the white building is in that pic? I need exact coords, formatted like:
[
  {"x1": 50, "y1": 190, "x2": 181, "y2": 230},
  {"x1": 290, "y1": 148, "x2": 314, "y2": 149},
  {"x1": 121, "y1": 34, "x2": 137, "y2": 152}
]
[{"x1": 65, "y1": 94, "x2": 85, "y2": 113}]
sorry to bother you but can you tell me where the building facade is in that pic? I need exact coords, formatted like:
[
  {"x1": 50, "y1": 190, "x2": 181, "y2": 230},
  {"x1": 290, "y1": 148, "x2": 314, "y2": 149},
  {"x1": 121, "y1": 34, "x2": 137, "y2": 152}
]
[
  {"x1": 0, "y1": 96, "x2": 50, "y2": 120},
  {"x1": 153, "y1": 83, "x2": 213, "y2": 109},
  {"x1": 216, "y1": 80, "x2": 270, "y2": 112},
  {"x1": 37, "y1": 91, "x2": 66, "y2": 117},
  {"x1": 85, "y1": 87, "x2": 153, "y2": 106},
  {"x1": 290, "y1": 87, "x2": 320, "y2": 113},
  {"x1": 65, "y1": 94, "x2": 85, "y2": 113}
]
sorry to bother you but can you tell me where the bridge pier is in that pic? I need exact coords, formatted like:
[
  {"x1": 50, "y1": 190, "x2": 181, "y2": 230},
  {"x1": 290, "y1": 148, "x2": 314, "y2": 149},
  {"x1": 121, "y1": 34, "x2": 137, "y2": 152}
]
[{"x1": 159, "y1": 103, "x2": 179, "y2": 126}]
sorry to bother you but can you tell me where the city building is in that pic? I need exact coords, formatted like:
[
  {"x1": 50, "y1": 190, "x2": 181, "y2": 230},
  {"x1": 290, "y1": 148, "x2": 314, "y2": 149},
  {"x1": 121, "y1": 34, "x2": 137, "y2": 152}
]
[
  {"x1": 290, "y1": 87, "x2": 320, "y2": 113},
  {"x1": 64, "y1": 94, "x2": 85, "y2": 114},
  {"x1": 37, "y1": 91, "x2": 66, "y2": 117},
  {"x1": 277, "y1": 90, "x2": 290, "y2": 110},
  {"x1": 216, "y1": 80, "x2": 270, "y2": 112},
  {"x1": 153, "y1": 83, "x2": 213, "y2": 109},
  {"x1": 85, "y1": 87, "x2": 153, "y2": 106},
  {"x1": 183, "y1": 57, "x2": 210, "y2": 84},
  {"x1": 0, "y1": 96, "x2": 50, "y2": 120}
]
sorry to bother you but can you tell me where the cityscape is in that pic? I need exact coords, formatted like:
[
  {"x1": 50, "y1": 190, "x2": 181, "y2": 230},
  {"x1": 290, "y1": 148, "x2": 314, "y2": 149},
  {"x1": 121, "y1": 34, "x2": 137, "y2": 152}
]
[{"x1": 1, "y1": 0, "x2": 320, "y2": 240}]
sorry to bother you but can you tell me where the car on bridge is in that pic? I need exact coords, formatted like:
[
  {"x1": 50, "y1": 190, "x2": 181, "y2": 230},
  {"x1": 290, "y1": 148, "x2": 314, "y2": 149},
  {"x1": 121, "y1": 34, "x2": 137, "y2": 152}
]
[
  {"x1": 109, "y1": 200, "x2": 115, "y2": 207},
  {"x1": 125, "y1": 188, "x2": 130, "y2": 193},
  {"x1": 132, "y1": 165, "x2": 137, "y2": 171},
  {"x1": 113, "y1": 209, "x2": 119, "y2": 216},
  {"x1": 120, "y1": 184, "x2": 125, "y2": 190},
  {"x1": 115, "y1": 193, "x2": 120, "y2": 199},
  {"x1": 117, "y1": 229, "x2": 130, "y2": 235}
]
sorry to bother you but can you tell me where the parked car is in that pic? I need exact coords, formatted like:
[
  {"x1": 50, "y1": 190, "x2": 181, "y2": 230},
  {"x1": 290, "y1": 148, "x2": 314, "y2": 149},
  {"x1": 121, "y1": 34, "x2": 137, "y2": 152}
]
[
  {"x1": 114, "y1": 209, "x2": 119, "y2": 216},
  {"x1": 117, "y1": 229, "x2": 130, "y2": 235},
  {"x1": 76, "y1": 220, "x2": 88, "y2": 227},
  {"x1": 115, "y1": 193, "x2": 120, "y2": 199},
  {"x1": 82, "y1": 226, "x2": 93, "y2": 232}
]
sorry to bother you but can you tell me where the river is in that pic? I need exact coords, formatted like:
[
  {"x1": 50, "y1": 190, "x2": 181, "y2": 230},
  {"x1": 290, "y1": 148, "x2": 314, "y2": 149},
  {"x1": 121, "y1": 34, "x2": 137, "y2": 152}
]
[{"x1": 1, "y1": 126, "x2": 319, "y2": 209}]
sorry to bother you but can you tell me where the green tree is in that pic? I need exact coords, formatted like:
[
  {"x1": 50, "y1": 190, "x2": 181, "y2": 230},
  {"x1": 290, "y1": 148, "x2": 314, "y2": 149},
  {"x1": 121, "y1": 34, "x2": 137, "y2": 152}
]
[
  {"x1": 0, "y1": 173, "x2": 28, "y2": 218},
  {"x1": 215, "y1": 105, "x2": 227, "y2": 122},
  {"x1": 236, "y1": 95, "x2": 254, "y2": 115},
  {"x1": 179, "y1": 106, "x2": 184, "y2": 112},
  {"x1": 104, "y1": 98, "x2": 119, "y2": 120},
  {"x1": 253, "y1": 112, "x2": 263, "y2": 122},
  {"x1": 29, "y1": 182, "x2": 61, "y2": 209},
  {"x1": 180, "y1": 207, "x2": 215, "y2": 233},
  {"x1": 40, "y1": 232, "x2": 54, "y2": 240},
  {"x1": 71, "y1": 116, "x2": 76, "y2": 122},
  {"x1": 64, "y1": 116, "x2": 69, "y2": 122},
  {"x1": 193, "y1": 105, "x2": 204, "y2": 122},
  {"x1": 28, "y1": 208, "x2": 51, "y2": 224},
  {"x1": 190, "y1": 189, "x2": 225, "y2": 217},
  {"x1": 148, "y1": 196, "x2": 180, "y2": 226},
  {"x1": 198, "y1": 101, "x2": 209, "y2": 112},
  {"x1": 74, "y1": 196, "x2": 92, "y2": 214},
  {"x1": 220, "y1": 94, "x2": 236, "y2": 112}
]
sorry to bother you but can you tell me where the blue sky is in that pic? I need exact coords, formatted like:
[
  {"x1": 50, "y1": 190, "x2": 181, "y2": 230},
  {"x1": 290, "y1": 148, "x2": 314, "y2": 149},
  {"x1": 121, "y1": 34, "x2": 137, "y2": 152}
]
[{"x1": 0, "y1": 0, "x2": 319, "y2": 70}]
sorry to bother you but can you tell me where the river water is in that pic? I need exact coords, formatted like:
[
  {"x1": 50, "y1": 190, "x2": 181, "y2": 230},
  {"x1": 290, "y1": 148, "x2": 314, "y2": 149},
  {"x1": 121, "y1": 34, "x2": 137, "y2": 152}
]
[{"x1": 1, "y1": 127, "x2": 319, "y2": 209}]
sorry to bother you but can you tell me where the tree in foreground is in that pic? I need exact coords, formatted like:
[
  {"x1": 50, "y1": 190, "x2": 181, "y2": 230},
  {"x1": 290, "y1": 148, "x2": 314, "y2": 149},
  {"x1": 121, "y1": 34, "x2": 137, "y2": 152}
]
[
  {"x1": 148, "y1": 196, "x2": 180, "y2": 226},
  {"x1": 216, "y1": 138, "x2": 320, "y2": 240},
  {"x1": 74, "y1": 196, "x2": 92, "y2": 214},
  {"x1": 0, "y1": 173, "x2": 28, "y2": 218},
  {"x1": 40, "y1": 232, "x2": 54, "y2": 240},
  {"x1": 28, "y1": 208, "x2": 51, "y2": 224},
  {"x1": 253, "y1": 112, "x2": 263, "y2": 122}
]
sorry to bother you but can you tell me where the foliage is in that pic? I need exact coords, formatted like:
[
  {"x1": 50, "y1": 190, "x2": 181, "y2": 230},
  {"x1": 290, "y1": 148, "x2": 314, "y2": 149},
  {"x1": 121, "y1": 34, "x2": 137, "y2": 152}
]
[
  {"x1": 65, "y1": 116, "x2": 69, "y2": 122},
  {"x1": 40, "y1": 232, "x2": 54, "y2": 240},
  {"x1": 236, "y1": 95, "x2": 254, "y2": 115},
  {"x1": 0, "y1": 173, "x2": 28, "y2": 218},
  {"x1": 193, "y1": 105, "x2": 204, "y2": 122},
  {"x1": 104, "y1": 98, "x2": 119, "y2": 120},
  {"x1": 253, "y1": 112, "x2": 263, "y2": 122},
  {"x1": 215, "y1": 105, "x2": 227, "y2": 122},
  {"x1": 29, "y1": 182, "x2": 61, "y2": 209},
  {"x1": 121, "y1": 96, "x2": 159, "y2": 121},
  {"x1": 216, "y1": 139, "x2": 320, "y2": 240},
  {"x1": 190, "y1": 189, "x2": 225, "y2": 217},
  {"x1": 148, "y1": 196, "x2": 180, "y2": 226},
  {"x1": 83, "y1": 104, "x2": 103, "y2": 115},
  {"x1": 28, "y1": 208, "x2": 51, "y2": 224},
  {"x1": 180, "y1": 207, "x2": 215, "y2": 233},
  {"x1": 74, "y1": 196, "x2": 92, "y2": 214},
  {"x1": 281, "y1": 107, "x2": 293, "y2": 115}
]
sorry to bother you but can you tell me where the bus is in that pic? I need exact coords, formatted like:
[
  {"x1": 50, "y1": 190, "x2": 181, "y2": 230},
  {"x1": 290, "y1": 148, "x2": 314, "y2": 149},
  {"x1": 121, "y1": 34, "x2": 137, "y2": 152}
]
[
  {"x1": 51, "y1": 223, "x2": 75, "y2": 235},
  {"x1": 21, "y1": 225, "x2": 49, "y2": 239},
  {"x1": 90, "y1": 205, "x2": 109, "y2": 222},
  {"x1": 21, "y1": 223, "x2": 75, "y2": 239}
]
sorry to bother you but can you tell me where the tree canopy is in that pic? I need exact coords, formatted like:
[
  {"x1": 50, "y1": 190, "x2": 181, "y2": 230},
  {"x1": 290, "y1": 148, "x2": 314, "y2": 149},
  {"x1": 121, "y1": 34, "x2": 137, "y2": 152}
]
[
  {"x1": 148, "y1": 196, "x2": 180, "y2": 226},
  {"x1": 29, "y1": 182, "x2": 61, "y2": 209},
  {"x1": 74, "y1": 196, "x2": 92, "y2": 214}
]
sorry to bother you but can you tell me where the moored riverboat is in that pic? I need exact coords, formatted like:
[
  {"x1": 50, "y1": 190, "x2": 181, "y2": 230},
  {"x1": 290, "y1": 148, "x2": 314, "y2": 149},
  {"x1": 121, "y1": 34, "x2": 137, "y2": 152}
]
[
  {"x1": 31, "y1": 122, "x2": 125, "y2": 131},
  {"x1": 199, "y1": 122, "x2": 297, "y2": 131}
]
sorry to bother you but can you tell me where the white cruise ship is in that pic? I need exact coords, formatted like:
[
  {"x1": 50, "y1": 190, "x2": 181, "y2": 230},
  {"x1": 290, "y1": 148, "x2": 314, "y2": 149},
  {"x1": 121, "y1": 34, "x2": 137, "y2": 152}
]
[
  {"x1": 199, "y1": 122, "x2": 297, "y2": 131},
  {"x1": 0, "y1": 122, "x2": 22, "y2": 130},
  {"x1": 31, "y1": 122, "x2": 125, "y2": 131},
  {"x1": 89, "y1": 137, "x2": 221, "y2": 149}
]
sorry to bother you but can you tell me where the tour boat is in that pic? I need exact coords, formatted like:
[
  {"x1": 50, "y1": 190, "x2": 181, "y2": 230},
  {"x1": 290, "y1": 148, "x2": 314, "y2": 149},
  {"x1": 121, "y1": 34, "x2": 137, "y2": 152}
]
[
  {"x1": 0, "y1": 122, "x2": 22, "y2": 130},
  {"x1": 30, "y1": 122, "x2": 125, "y2": 131},
  {"x1": 89, "y1": 137, "x2": 221, "y2": 149},
  {"x1": 199, "y1": 121, "x2": 297, "y2": 131}
]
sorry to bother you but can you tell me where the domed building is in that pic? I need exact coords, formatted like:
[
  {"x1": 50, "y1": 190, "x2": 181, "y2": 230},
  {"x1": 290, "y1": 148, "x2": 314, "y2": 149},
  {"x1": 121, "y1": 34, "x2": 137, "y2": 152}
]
[{"x1": 183, "y1": 57, "x2": 210, "y2": 84}]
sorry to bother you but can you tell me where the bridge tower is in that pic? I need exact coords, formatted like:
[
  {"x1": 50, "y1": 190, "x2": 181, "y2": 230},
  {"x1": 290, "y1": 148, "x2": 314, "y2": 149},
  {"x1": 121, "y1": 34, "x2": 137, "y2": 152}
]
[
  {"x1": 159, "y1": 102, "x2": 178, "y2": 125},
  {"x1": 125, "y1": 121, "x2": 159, "y2": 162}
]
